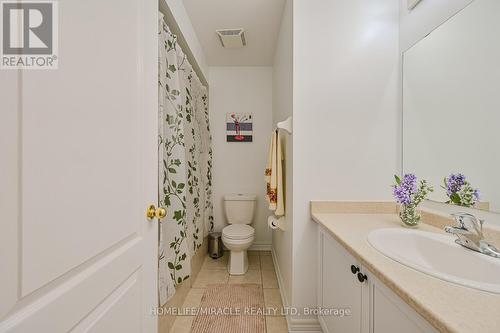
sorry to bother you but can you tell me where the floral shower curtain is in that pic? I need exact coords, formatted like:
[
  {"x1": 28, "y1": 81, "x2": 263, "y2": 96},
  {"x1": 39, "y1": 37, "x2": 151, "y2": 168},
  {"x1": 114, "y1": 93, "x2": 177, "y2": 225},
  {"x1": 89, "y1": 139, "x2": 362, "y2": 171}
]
[{"x1": 158, "y1": 14, "x2": 214, "y2": 305}]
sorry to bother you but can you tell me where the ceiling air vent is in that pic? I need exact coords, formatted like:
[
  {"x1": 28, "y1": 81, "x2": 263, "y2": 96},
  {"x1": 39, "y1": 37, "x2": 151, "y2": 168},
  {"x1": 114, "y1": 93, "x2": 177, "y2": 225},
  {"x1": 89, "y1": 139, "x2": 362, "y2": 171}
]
[{"x1": 216, "y1": 29, "x2": 246, "y2": 48}]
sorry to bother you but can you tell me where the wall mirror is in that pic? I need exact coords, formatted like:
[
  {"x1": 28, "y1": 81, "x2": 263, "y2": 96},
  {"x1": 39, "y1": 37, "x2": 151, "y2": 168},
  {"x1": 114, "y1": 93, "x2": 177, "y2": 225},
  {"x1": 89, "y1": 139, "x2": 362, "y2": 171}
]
[{"x1": 403, "y1": 0, "x2": 500, "y2": 214}]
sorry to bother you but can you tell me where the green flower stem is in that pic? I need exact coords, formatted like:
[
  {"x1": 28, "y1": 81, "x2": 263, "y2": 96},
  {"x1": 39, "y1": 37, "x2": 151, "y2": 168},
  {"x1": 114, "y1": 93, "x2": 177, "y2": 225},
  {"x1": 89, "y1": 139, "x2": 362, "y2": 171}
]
[{"x1": 400, "y1": 204, "x2": 421, "y2": 227}]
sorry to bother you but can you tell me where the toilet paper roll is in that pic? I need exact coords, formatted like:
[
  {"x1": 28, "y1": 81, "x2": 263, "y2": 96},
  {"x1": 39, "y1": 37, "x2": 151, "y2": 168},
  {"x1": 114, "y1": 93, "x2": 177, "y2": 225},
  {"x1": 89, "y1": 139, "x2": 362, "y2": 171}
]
[
  {"x1": 268, "y1": 215, "x2": 278, "y2": 229},
  {"x1": 268, "y1": 215, "x2": 286, "y2": 231}
]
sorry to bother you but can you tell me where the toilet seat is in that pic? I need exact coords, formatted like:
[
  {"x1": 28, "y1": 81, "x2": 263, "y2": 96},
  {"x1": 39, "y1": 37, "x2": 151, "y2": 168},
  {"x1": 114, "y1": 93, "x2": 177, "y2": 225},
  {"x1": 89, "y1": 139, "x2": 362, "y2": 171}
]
[{"x1": 222, "y1": 224, "x2": 254, "y2": 240}]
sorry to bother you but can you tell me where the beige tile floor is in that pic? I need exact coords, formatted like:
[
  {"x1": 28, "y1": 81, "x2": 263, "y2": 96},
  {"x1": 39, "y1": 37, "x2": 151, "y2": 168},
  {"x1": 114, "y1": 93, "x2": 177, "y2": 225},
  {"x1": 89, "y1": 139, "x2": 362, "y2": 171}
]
[{"x1": 170, "y1": 251, "x2": 288, "y2": 333}]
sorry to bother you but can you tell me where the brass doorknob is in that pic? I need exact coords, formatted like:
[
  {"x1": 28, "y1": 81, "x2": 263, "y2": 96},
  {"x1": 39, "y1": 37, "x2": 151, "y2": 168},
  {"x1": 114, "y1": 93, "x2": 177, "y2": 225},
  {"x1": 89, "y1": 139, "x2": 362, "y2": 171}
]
[{"x1": 146, "y1": 204, "x2": 167, "y2": 220}]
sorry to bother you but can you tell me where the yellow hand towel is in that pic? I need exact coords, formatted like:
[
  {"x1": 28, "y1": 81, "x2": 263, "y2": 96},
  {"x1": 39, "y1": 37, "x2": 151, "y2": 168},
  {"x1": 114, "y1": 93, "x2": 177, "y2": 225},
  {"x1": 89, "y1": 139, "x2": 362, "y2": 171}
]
[{"x1": 265, "y1": 130, "x2": 284, "y2": 216}]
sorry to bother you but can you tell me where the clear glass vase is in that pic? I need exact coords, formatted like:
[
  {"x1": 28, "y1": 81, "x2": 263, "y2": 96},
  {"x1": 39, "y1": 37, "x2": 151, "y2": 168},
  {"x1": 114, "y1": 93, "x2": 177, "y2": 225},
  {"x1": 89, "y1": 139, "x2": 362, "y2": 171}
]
[{"x1": 399, "y1": 204, "x2": 421, "y2": 227}]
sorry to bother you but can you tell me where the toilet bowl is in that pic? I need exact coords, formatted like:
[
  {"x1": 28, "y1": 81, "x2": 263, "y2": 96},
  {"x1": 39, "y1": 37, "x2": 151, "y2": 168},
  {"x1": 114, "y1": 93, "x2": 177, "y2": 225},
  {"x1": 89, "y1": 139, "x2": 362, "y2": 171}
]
[{"x1": 221, "y1": 194, "x2": 256, "y2": 275}]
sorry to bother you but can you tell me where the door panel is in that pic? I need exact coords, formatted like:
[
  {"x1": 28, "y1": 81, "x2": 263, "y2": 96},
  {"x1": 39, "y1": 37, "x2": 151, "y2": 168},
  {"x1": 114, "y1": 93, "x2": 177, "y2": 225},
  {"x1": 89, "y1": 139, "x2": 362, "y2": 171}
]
[
  {"x1": 372, "y1": 280, "x2": 438, "y2": 333},
  {"x1": 320, "y1": 231, "x2": 362, "y2": 333},
  {"x1": 21, "y1": 0, "x2": 143, "y2": 295},
  {"x1": 0, "y1": 239, "x2": 141, "y2": 332},
  {"x1": 0, "y1": 0, "x2": 157, "y2": 331},
  {"x1": 72, "y1": 272, "x2": 141, "y2": 333},
  {"x1": 373, "y1": 285, "x2": 423, "y2": 333}
]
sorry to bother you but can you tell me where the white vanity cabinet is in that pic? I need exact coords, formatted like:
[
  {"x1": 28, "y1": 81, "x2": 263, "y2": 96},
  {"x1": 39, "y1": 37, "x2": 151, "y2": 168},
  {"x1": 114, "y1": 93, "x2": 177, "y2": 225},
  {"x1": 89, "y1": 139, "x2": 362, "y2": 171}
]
[
  {"x1": 318, "y1": 227, "x2": 439, "y2": 333},
  {"x1": 318, "y1": 227, "x2": 369, "y2": 333}
]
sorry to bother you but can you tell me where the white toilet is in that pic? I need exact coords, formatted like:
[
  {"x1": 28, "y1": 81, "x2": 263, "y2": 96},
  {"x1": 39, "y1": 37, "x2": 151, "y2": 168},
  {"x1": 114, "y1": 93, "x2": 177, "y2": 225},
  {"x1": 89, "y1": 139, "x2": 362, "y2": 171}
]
[{"x1": 221, "y1": 194, "x2": 256, "y2": 275}]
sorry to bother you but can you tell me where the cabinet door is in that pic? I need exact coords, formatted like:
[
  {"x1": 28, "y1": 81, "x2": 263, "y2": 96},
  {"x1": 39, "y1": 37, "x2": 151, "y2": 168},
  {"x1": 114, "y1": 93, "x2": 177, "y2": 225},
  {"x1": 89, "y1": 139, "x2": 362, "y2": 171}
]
[
  {"x1": 372, "y1": 279, "x2": 439, "y2": 333},
  {"x1": 319, "y1": 231, "x2": 363, "y2": 333}
]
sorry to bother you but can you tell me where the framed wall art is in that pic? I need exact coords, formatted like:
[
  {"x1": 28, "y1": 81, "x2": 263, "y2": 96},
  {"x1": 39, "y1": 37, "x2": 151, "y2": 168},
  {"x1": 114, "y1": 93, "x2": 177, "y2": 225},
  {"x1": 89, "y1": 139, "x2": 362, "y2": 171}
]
[{"x1": 226, "y1": 113, "x2": 253, "y2": 142}]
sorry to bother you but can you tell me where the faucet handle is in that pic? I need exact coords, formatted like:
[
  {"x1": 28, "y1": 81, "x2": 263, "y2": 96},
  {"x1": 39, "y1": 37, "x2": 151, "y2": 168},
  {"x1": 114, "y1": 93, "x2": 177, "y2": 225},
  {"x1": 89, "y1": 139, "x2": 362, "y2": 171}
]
[
  {"x1": 450, "y1": 212, "x2": 468, "y2": 228},
  {"x1": 450, "y1": 212, "x2": 483, "y2": 234}
]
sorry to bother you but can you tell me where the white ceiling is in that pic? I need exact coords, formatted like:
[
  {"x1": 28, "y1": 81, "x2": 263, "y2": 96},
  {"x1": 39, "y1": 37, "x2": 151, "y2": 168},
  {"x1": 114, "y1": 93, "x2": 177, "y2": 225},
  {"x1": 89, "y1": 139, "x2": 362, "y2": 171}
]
[{"x1": 183, "y1": 0, "x2": 286, "y2": 66}]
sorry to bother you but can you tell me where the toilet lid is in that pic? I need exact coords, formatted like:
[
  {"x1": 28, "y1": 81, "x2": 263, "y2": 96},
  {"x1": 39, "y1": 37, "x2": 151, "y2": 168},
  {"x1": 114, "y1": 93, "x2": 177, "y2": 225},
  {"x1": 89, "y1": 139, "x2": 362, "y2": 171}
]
[{"x1": 222, "y1": 225, "x2": 254, "y2": 240}]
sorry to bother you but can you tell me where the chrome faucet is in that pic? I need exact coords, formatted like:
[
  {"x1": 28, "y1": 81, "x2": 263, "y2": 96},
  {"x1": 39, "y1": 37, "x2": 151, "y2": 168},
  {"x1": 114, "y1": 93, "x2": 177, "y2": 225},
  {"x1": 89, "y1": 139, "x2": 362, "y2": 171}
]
[{"x1": 445, "y1": 212, "x2": 500, "y2": 258}]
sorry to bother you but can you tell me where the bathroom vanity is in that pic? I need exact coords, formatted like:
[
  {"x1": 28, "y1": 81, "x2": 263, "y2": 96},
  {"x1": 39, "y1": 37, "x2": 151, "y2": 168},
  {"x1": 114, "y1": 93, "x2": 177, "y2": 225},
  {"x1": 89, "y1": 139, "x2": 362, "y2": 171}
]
[
  {"x1": 317, "y1": 228, "x2": 437, "y2": 333},
  {"x1": 312, "y1": 202, "x2": 500, "y2": 333}
]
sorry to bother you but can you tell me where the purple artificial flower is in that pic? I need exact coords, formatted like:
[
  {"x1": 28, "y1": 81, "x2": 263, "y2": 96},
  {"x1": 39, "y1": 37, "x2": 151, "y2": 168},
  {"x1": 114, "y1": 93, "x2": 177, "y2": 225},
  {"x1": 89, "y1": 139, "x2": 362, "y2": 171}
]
[
  {"x1": 393, "y1": 174, "x2": 418, "y2": 205},
  {"x1": 446, "y1": 173, "x2": 466, "y2": 196},
  {"x1": 473, "y1": 189, "x2": 481, "y2": 201},
  {"x1": 393, "y1": 186, "x2": 411, "y2": 205},
  {"x1": 402, "y1": 174, "x2": 418, "y2": 192},
  {"x1": 444, "y1": 173, "x2": 480, "y2": 207}
]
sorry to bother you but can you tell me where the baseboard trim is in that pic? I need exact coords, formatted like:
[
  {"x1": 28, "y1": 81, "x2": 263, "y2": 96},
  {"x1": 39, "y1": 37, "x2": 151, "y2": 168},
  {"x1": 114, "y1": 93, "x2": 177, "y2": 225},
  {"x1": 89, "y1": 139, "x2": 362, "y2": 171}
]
[
  {"x1": 248, "y1": 243, "x2": 272, "y2": 251},
  {"x1": 287, "y1": 318, "x2": 323, "y2": 333},
  {"x1": 271, "y1": 247, "x2": 322, "y2": 332}
]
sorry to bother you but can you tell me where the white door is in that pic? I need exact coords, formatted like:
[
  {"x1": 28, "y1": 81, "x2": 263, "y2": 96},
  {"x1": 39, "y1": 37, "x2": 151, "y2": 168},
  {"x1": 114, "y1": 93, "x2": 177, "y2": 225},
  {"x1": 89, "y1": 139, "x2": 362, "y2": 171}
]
[{"x1": 0, "y1": 0, "x2": 158, "y2": 332}]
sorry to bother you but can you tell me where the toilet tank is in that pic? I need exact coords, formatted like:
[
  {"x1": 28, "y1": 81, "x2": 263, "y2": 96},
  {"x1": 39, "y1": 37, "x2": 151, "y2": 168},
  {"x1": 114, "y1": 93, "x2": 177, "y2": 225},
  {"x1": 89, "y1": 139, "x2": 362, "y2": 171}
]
[{"x1": 224, "y1": 194, "x2": 257, "y2": 224}]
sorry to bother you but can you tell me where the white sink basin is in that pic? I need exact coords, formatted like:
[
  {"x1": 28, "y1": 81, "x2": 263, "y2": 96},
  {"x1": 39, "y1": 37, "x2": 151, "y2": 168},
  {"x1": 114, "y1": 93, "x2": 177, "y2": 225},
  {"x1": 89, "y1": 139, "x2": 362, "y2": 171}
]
[{"x1": 367, "y1": 228, "x2": 500, "y2": 294}]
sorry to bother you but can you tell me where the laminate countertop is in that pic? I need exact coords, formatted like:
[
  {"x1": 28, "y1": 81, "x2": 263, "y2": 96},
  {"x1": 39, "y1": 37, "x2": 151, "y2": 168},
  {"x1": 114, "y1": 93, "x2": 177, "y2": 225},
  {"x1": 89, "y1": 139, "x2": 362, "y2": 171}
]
[{"x1": 311, "y1": 202, "x2": 500, "y2": 333}]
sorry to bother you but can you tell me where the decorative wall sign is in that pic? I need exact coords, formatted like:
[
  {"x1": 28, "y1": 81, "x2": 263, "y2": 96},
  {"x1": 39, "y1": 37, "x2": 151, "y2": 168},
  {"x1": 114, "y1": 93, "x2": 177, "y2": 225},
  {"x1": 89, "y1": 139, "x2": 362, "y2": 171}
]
[
  {"x1": 226, "y1": 113, "x2": 253, "y2": 142},
  {"x1": 407, "y1": 0, "x2": 422, "y2": 10}
]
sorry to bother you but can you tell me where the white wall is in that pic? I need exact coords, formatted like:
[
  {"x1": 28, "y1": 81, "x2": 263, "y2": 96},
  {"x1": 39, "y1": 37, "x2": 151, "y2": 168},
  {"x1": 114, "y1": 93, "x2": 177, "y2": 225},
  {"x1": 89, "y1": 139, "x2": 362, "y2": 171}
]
[
  {"x1": 272, "y1": 0, "x2": 293, "y2": 307},
  {"x1": 209, "y1": 67, "x2": 273, "y2": 247},
  {"x1": 292, "y1": 0, "x2": 400, "y2": 322},
  {"x1": 399, "y1": 0, "x2": 474, "y2": 52}
]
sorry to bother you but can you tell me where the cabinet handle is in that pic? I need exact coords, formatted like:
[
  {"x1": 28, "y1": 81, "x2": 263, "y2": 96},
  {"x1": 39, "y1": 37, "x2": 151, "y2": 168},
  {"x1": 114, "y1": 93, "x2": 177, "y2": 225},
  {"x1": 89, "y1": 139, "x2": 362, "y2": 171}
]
[
  {"x1": 357, "y1": 272, "x2": 368, "y2": 283},
  {"x1": 350, "y1": 265, "x2": 360, "y2": 274}
]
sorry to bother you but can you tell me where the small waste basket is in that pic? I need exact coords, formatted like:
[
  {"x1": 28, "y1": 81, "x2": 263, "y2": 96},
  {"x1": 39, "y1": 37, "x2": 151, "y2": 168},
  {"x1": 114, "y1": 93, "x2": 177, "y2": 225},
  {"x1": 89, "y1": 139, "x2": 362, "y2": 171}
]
[{"x1": 208, "y1": 232, "x2": 223, "y2": 259}]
